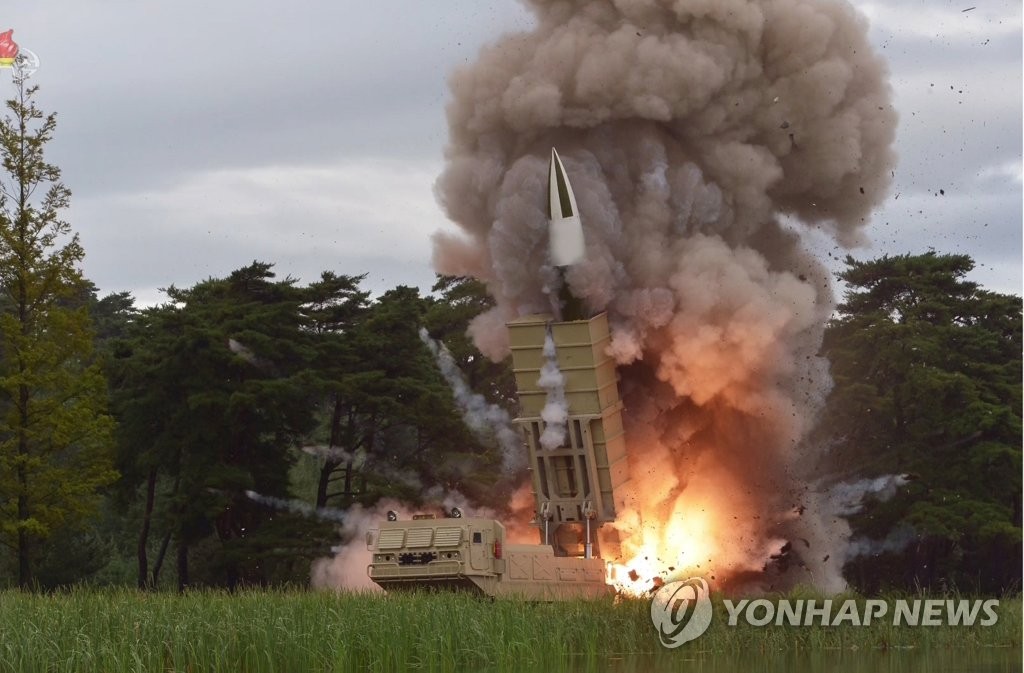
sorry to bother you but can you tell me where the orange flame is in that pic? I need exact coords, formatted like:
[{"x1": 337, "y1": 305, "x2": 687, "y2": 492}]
[
  {"x1": 600, "y1": 444, "x2": 790, "y2": 595},
  {"x1": 607, "y1": 508, "x2": 720, "y2": 595}
]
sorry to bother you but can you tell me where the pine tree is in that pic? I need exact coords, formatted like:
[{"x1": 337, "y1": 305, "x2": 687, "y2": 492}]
[
  {"x1": 0, "y1": 78, "x2": 117, "y2": 587},
  {"x1": 823, "y1": 252, "x2": 1022, "y2": 593},
  {"x1": 113, "y1": 263, "x2": 328, "y2": 589}
]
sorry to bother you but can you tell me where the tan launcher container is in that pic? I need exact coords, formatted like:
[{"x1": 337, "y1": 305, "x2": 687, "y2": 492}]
[{"x1": 507, "y1": 312, "x2": 628, "y2": 539}]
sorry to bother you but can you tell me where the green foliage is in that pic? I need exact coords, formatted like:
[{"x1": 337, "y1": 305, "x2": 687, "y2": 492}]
[
  {"x1": 108, "y1": 269, "x2": 501, "y2": 590},
  {"x1": 424, "y1": 275, "x2": 514, "y2": 407},
  {"x1": 112, "y1": 262, "x2": 332, "y2": 589},
  {"x1": 421, "y1": 275, "x2": 518, "y2": 504},
  {"x1": 823, "y1": 252, "x2": 1022, "y2": 593},
  {"x1": 303, "y1": 277, "x2": 496, "y2": 512},
  {"x1": 0, "y1": 80, "x2": 116, "y2": 587}
]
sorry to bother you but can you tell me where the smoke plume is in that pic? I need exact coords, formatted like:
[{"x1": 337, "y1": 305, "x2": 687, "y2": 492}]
[
  {"x1": 828, "y1": 475, "x2": 915, "y2": 562},
  {"x1": 847, "y1": 524, "x2": 918, "y2": 560},
  {"x1": 433, "y1": 0, "x2": 896, "y2": 591},
  {"x1": 311, "y1": 499, "x2": 412, "y2": 592}
]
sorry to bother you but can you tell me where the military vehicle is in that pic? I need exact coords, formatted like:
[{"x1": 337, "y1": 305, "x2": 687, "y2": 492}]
[{"x1": 367, "y1": 150, "x2": 629, "y2": 599}]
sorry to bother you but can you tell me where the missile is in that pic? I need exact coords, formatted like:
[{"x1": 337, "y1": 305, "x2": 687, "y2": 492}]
[
  {"x1": 547, "y1": 148, "x2": 585, "y2": 268},
  {"x1": 547, "y1": 148, "x2": 588, "y2": 321}
]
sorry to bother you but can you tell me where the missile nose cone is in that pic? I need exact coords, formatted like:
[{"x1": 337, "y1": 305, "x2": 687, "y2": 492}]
[
  {"x1": 547, "y1": 148, "x2": 585, "y2": 267},
  {"x1": 548, "y1": 148, "x2": 579, "y2": 221}
]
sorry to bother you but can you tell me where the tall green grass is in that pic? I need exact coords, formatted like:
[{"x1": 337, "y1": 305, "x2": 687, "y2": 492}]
[{"x1": 0, "y1": 589, "x2": 1018, "y2": 672}]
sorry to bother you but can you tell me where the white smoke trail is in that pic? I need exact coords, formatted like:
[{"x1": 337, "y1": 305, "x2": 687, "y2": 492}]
[
  {"x1": 418, "y1": 327, "x2": 526, "y2": 473},
  {"x1": 244, "y1": 490, "x2": 348, "y2": 524},
  {"x1": 301, "y1": 445, "x2": 368, "y2": 470},
  {"x1": 228, "y1": 338, "x2": 265, "y2": 368},
  {"x1": 537, "y1": 330, "x2": 568, "y2": 450},
  {"x1": 828, "y1": 474, "x2": 909, "y2": 517}
]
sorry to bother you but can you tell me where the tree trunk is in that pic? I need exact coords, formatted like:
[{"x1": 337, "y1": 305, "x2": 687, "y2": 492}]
[
  {"x1": 342, "y1": 459, "x2": 354, "y2": 498},
  {"x1": 225, "y1": 563, "x2": 239, "y2": 592},
  {"x1": 16, "y1": 520, "x2": 30, "y2": 589},
  {"x1": 15, "y1": 81, "x2": 31, "y2": 590},
  {"x1": 151, "y1": 530, "x2": 172, "y2": 588},
  {"x1": 176, "y1": 541, "x2": 189, "y2": 592},
  {"x1": 316, "y1": 396, "x2": 347, "y2": 507},
  {"x1": 316, "y1": 459, "x2": 340, "y2": 508},
  {"x1": 137, "y1": 467, "x2": 158, "y2": 589},
  {"x1": 16, "y1": 381, "x2": 30, "y2": 589},
  {"x1": 151, "y1": 472, "x2": 181, "y2": 588}
]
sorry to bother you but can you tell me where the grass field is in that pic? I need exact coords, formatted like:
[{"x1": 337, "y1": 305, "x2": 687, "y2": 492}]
[{"x1": 0, "y1": 589, "x2": 1019, "y2": 672}]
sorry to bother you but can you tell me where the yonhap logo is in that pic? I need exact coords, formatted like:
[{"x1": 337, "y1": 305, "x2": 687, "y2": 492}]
[
  {"x1": 649, "y1": 577, "x2": 713, "y2": 647},
  {"x1": 648, "y1": 582, "x2": 1000, "y2": 649}
]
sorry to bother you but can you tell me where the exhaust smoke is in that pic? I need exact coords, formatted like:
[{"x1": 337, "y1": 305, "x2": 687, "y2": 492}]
[
  {"x1": 432, "y1": 0, "x2": 896, "y2": 592},
  {"x1": 537, "y1": 331, "x2": 569, "y2": 450}
]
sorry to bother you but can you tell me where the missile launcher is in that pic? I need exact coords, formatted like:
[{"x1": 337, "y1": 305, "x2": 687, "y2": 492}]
[
  {"x1": 506, "y1": 311, "x2": 628, "y2": 558},
  {"x1": 367, "y1": 149, "x2": 628, "y2": 599}
]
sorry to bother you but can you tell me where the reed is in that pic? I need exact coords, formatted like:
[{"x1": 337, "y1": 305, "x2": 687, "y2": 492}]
[{"x1": 0, "y1": 589, "x2": 1018, "y2": 672}]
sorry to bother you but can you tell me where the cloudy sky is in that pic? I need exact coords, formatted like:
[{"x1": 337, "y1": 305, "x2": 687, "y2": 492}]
[{"x1": 2, "y1": 1, "x2": 1020, "y2": 304}]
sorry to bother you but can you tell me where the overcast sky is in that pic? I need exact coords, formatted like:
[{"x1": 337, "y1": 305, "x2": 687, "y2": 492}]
[{"x1": 2, "y1": 1, "x2": 1020, "y2": 305}]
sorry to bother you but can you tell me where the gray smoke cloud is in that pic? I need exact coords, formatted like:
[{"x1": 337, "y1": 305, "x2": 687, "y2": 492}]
[
  {"x1": 418, "y1": 327, "x2": 526, "y2": 474},
  {"x1": 432, "y1": 0, "x2": 896, "y2": 591},
  {"x1": 847, "y1": 524, "x2": 918, "y2": 559}
]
